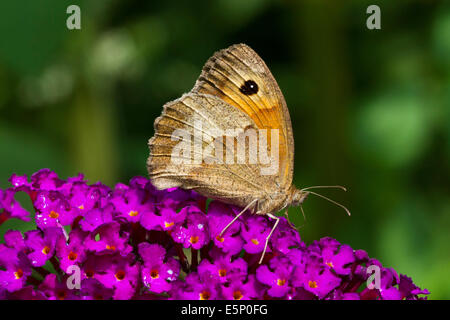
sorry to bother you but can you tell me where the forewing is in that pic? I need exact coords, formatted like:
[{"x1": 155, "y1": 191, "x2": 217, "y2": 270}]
[
  {"x1": 147, "y1": 93, "x2": 276, "y2": 207},
  {"x1": 193, "y1": 43, "x2": 295, "y2": 190}
]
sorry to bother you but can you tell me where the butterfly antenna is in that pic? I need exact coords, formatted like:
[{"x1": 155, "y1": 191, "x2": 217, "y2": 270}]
[
  {"x1": 305, "y1": 191, "x2": 351, "y2": 216},
  {"x1": 301, "y1": 185, "x2": 347, "y2": 192}
]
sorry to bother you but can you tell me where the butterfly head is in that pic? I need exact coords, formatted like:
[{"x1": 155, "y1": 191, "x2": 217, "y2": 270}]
[{"x1": 288, "y1": 187, "x2": 309, "y2": 207}]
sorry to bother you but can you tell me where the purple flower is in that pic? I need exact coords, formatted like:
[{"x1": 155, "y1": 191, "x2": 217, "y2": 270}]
[
  {"x1": 94, "y1": 254, "x2": 140, "y2": 300},
  {"x1": 84, "y1": 221, "x2": 131, "y2": 255},
  {"x1": 221, "y1": 275, "x2": 259, "y2": 300},
  {"x1": 8, "y1": 174, "x2": 30, "y2": 190},
  {"x1": 80, "y1": 278, "x2": 114, "y2": 300},
  {"x1": 156, "y1": 187, "x2": 202, "y2": 211},
  {"x1": 256, "y1": 256, "x2": 295, "y2": 298},
  {"x1": 0, "y1": 246, "x2": 32, "y2": 293},
  {"x1": 68, "y1": 182, "x2": 102, "y2": 214},
  {"x1": 172, "y1": 207, "x2": 209, "y2": 249},
  {"x1": 0, "y1": 170, "x2": 430, "y2": 300},
  {"x1": 80, "y1": 254, "x2": 112, "y2": 281},
  {"x1": 34, "y1": 190, "x2": 77, "y2": 228},
  {"x1": 79, "y1": 204, "x2": 114, "y2": 232},
  {"x1": 0, "y1": 188, "x2": 30, "y2": 222},
  {"x1": 292, "y1": 254, "x2": 342, "y2": 299},
  {"x1": 270, "y1": 218, "x2": 303, "y2": 254},
  {"x1": 207, "y1": 201, "x2": 244, "y2": 255},
  {"x1": 3, "y1": 230, "x2": 26, "y2": 250},
  {"x1": 139, "y1": 243, "x2": 180, "y2": 294},
  {"x1": 24, "y1": 227, "x2": 63, "y2": 267},
  {"x1": 3, "y1": 286, "x2": 47, "y2": 300},
  {"x1": 112, "y1": 186, "x2": 155, "y2": 225},
  {"x1": 399, "y1": 275, "x2": 430, "y2": 300},
  {"x1": 172, "y1": 272, "x2": 219, "y2": 300},
  {"x1": 155, "y1": 206, "x2": 186, "y2": 232},
  {"x1": 313, "y1": 238, "x2": 355, "y2": 275},
  {"x1": 30, "y1": 169, "x2": 64, "y2": 191},
  {"x1": 241, "y1": 215, "x2": 271, "y2": 254},
  {"x1": 326, "y1": 289, "x2": 360, "y2": 300},
  {"x1": 197, "y1": 253, "x2": 247, "y2": 284},
  {"x1": 56, "y1": 228, "x2": 88, "y2": 271},
  {"x1": 39, "y1": 274, "x2": 79, "y2": 300}
]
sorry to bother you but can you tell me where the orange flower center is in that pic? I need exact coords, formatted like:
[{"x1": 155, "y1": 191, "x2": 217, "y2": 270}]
[
  {"x1": 326, "y1": 261, "x2": 334, "y2": 267},
  {"x1": 78, "y1": 205, "x2": 85, "y2": 210},
  {"x1": 218, "y1": 269, "x2": 227, "y2": 277},
  {"x1": 68, "y1": 251, "x2": 78, "y2": 261},
  {"x1": 115, "y1": 270, "x2": 126, "y2": 281},
  {"x1": 233, "y1": 290, "x2": 243, "y2": 300},
  {"x1": 251, "y1": 238, "x2": 259, "y2": 245},
  {"x1": 42, "y1": 246, "x2": 51, "y2": 255},
  {"x1": 49, "y1": 210, "x2": 59, "y2": 219},
  {"x1": 150, "y1": 269, "x2": 159, "y2": 279},
  {"x1": 199, "y1": 290, "x2": 211, "y2": 300},
  {"x1": 106, "y1": 244, "x2": 116, "y2": 251},
  {"x1": 128, "y1": 210, "x2": 139, "y2": 217},
  {"x1": 308, "y1": 280, "x2": 318, "y2": 288},
  {"x1": 216, "y1": 235, "x2": 224, "y2": 243},
  {"x1": 57, "y1": 290, "x2": 67, "y2": 300},
  {"x1": 14, "y1": 268, "x2": 24, "y2": 279},
  {"x1": 85, "y1": 270, "x2": 94, "y2": 278},
  {"x1": 190, "y1": 236, "x2": 199, "y2": 244},
  {"x1": 164, "y1": 221, "x2": 174, "y2": 228},
  {"x1": 277, "y1": 279, "x2": 286, "y2": 286}
]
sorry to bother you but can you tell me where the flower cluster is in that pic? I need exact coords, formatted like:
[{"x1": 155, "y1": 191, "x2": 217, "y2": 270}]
[{"x1": 0, "y1": 169, "x2": 429, "y2": 300}]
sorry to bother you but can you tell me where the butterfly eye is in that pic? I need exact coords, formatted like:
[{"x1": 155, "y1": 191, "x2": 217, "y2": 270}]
[{"x1": 239, "y1": 80, "x2": 259, "y2": 95}]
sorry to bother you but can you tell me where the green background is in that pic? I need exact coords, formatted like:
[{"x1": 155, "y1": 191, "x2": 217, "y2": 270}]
[{"x1": 0, "y1": 0, "x2": 449, "y2": 299}]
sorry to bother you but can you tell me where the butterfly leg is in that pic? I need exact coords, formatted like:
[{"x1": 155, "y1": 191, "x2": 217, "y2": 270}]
[
  {"x1": 283, "y1": 209, "x2": 296, "y2": 230},
  {"x1": 259, "y1": 213, "x2": 280, "y2": 264},
  {"x1": 296, "y1": 205, "x2": 307, "y2": 229},
  {"x1": 219, "y1": 199, "x2": 258, "y2": 237}
]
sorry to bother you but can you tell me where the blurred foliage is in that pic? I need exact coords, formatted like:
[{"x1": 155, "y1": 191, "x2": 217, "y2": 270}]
[{"x1": 0, "y1": 0, "x2": 449, "y2": 299}]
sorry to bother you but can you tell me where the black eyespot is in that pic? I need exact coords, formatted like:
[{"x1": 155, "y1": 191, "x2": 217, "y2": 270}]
[{"x1": 239, "y1": 80, "x2": 259, "y2": 95}]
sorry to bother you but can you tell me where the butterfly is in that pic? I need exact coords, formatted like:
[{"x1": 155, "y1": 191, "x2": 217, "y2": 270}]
[{"x1": 147, "y1": 44, "x2": 349, "y2": 263}]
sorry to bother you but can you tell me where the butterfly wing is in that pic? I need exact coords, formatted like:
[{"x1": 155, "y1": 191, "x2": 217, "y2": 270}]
[
  {"x1": 192, "y1": 43, "x2": 295, "y2": 191},
  {"x1": 148, "y1": 92, "x2": 277, "y2": 208}
]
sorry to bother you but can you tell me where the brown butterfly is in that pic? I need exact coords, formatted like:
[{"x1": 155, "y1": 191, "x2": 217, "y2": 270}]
[{"x1": 147, "y1": 43, "x2": 349, "y2": 263}]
